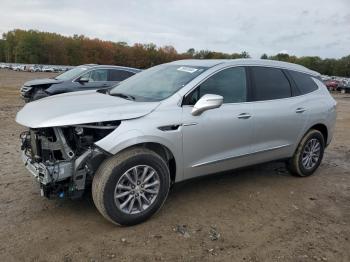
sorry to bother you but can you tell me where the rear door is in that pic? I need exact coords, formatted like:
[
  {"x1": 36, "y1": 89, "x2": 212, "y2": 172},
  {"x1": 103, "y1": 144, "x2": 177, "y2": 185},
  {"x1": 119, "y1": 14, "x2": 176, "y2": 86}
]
[
  {"x1": 108, "y1": 69, "x2": 135, "y2": 85},
  {"x1": 247, "y1": 66, "x2": 308, "y2": 163}
]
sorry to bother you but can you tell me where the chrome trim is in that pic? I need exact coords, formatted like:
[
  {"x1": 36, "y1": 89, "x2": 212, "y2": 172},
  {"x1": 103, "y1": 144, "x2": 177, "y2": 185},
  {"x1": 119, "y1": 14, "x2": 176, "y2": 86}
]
[
  {"x1": 237, "y1": 113, "x2": 252, "y2": 119},
  {"x1": 295, "y1": 107, "x2": 306, "y2": 113},
  {"x1": 192, "y1": 144, "x2": 291, "y2": 168},
  {"x1": 182, "y1": 122, "x2": 198, "y2": 127},
  {"x1": 180, "y1": 65, "x2": 320, "y2": 106}
]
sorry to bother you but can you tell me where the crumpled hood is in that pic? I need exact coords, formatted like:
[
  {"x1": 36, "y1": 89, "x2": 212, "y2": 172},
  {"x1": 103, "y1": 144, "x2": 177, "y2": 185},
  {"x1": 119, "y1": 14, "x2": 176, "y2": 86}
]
[
  {"x1": 16, "y1": 90, "x2": 160, "y2": 128},
  {"x1": 24, "y1": 78, "x2": 63, "y2": 86}
]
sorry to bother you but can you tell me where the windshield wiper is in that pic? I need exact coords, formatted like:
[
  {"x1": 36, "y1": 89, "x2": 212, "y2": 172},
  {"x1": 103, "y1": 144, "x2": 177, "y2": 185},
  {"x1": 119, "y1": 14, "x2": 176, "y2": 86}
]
[{"x1": 110, "y1": 92, "x2": 135, "y2": 101}]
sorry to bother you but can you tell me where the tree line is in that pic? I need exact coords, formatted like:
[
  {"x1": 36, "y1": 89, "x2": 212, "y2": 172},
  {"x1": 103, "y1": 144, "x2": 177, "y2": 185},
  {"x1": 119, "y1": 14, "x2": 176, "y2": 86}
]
[
  {"x1": 0, "y1": 29, "x2": 249, "y2": 69},
  {"x1": 260, "y1": 53, "x2": 350, "y2": 77},
  {"x1": 0, "y1": 29, "x2": 349, "y2": 76}
]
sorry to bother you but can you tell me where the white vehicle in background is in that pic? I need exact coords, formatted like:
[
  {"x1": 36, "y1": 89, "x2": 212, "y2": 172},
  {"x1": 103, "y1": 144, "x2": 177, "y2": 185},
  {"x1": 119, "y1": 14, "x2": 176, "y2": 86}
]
[
  {"x1": 321, "y1": 75, "x2": 331, "y2": 81},
  {"x1": 340, "y1": 78, "x2": 350, "y2": 93},
  {"x1": 12, "y1": 65, "x2": 26, "y2": 71},
  {"x1": 29, "y1": 65, "x2": 42, "y2": 72},
  {"x1": 42, "y1": 66, "x2": 55, "y2": 72},
  {"x1": 11, "y1": 65, "x2": 20, "y2": 71}
]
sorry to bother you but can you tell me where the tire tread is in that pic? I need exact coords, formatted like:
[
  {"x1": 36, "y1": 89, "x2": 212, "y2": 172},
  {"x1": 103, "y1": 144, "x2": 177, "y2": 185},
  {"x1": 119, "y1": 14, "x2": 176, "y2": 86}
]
[
  {"x1": 92, "y1": 147, "x2": 169, "y2": 225},
  {"x1": 287, "y1": 129, "x2": 324, "y2": 177}
]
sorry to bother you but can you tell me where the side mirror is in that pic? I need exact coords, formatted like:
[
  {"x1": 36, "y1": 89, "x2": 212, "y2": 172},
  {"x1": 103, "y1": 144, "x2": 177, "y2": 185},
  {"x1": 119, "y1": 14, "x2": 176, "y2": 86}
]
[
  {"x1": 191, "y1": 94, "x2": 223, "y2": 116},
  {"x1": 78, "y1": 77, "x2": 89, "y2": 83}
]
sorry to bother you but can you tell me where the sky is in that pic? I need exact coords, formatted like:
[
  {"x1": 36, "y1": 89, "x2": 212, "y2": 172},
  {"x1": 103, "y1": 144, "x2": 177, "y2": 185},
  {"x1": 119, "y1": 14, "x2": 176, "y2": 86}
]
[{"x1": 0, "y1": 0, "x2": 349, "y2": 59}]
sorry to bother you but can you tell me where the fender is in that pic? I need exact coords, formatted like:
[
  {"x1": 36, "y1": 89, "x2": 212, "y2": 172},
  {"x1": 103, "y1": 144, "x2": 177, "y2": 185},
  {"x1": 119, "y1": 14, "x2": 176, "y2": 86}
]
[{"x1": 95, "y1": 129, "x2": 184, "y2": 182}]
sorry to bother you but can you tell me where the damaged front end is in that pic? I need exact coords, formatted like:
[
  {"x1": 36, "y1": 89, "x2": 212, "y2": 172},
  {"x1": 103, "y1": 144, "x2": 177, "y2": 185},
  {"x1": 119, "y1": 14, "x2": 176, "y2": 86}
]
[{"x1": 20, "y1": 121, "x2": 119, "y2": 198}]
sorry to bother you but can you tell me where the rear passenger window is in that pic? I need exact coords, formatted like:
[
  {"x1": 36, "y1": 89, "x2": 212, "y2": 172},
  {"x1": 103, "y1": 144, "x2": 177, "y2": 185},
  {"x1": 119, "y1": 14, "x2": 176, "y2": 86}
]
[
  {"x1": 251, "y1": 67, "x2": 292, "y2": 101},
  {"x1": 109, "y1": 70, "x2": 135, "y2": 81},
  {"x1": 288, "y1": 70, "x2": 318, "y2": 95}
]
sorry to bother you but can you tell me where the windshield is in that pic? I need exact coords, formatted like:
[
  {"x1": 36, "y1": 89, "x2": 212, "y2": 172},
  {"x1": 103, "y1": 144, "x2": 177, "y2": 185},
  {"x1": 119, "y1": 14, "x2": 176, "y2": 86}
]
[
  {"x1": 55, "y1": 66, "x2": 90, "y2": 81},
  {"x1": 109, "y1": 64, "x2": 207, "y2": 101}
]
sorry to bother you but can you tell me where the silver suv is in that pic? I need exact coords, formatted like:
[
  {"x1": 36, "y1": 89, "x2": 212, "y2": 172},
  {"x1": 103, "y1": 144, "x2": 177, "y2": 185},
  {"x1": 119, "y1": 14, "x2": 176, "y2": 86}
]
[{"x1": 16, "y1": 59, "x2": 336, "y2": 225}]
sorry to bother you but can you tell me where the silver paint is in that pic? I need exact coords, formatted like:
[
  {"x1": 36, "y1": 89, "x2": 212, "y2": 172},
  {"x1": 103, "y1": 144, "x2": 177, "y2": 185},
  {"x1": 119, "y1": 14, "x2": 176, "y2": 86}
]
[{"x1": 16, "y1": 59, "x2": 337, "y2": 184}]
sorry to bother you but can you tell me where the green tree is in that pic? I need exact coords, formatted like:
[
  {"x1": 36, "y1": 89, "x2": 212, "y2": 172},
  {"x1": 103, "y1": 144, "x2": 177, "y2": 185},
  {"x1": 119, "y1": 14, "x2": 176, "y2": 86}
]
[
  {"x1": 186, "y1": 48, "x2": 195, "y2": 57},
  {"x1": 1, "y1": 29, "x2": 349, "y2": 76},
  {"x1": 240, "y1": 51, "x2": 250, "y2": 58},
  {"x1": 0, "y1": 39, "x2": 5, "y2": 61}
]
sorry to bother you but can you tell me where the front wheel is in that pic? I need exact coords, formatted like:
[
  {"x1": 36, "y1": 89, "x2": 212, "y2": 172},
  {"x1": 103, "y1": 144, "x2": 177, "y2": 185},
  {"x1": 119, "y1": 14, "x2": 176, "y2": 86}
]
[
  {"x1": 286, "y1": 129, "x2": 325, "y2": 177},
  {"x1": 92, "y1": 148, "x2": 170, "y2": 226},
  {"x1": 32, "y1": 89, "x2": 49, "y2": 101}
]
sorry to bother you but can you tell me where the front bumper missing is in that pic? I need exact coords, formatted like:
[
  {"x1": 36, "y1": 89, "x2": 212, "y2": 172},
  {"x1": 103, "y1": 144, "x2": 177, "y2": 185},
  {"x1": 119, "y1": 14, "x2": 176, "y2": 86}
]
[
  {"x1": 20, "y1": 127, "x2": 109, "y2": 198},
  {"x1": 21, "y1": 151, "x2": 73, "y2": 185},
  {"x1": 21, "y1": 146, "x2": 107, "y2": 198},
  {"x1": 20, "y1": 85, "x2": 32, "y2": 100}
]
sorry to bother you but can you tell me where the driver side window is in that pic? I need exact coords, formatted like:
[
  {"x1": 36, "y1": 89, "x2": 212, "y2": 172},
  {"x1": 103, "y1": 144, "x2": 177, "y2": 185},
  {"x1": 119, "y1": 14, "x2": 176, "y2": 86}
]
[{"x1": 184, "y1": 67, "x2": 247, "y2": 105}]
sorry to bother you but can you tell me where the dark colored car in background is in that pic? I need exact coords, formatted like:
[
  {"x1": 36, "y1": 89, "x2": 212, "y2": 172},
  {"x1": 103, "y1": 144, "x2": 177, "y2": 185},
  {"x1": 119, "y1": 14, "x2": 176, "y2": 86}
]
[{"x1": 20, "y1": 64, "x2": 141, "y2": 102}]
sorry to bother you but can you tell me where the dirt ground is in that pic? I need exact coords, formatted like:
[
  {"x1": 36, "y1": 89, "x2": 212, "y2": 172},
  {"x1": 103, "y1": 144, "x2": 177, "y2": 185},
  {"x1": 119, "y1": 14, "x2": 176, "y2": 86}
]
[{"x1": 0, "y1": 70, "x2": 349, "y2": 262}]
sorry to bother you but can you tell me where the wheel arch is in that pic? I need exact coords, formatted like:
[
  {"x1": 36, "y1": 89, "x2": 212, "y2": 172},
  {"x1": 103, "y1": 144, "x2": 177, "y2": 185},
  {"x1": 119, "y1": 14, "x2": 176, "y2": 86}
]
[
  {"x1": 308, "y1": 123, "x2": 328, "y2": 145},
  {"x1": 111, "y1": 141, "x2": 179, "y2": 184},
  {"x1": 125, "y1": 142, "x2": 176, "y2": 184}
]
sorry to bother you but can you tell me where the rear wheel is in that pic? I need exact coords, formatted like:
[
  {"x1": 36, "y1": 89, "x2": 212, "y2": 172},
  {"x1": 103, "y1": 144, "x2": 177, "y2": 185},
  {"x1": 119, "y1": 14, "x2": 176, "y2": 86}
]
[
  {"x1": 286, "y1": 129, "x2": 325, "y2": 177},
  {"x1": 92, "y1": 148, "x2": 170, "y2": 226}
]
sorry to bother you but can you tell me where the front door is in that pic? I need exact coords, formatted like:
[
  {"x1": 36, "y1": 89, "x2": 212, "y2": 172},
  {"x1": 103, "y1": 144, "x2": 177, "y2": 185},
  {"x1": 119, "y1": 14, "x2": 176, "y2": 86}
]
[
  {"x1": 181, "y1": 66, "x2": 254, "y2": 179},
  {"x1": 77, "y1": 69, "x2": 110, "y2": 90}
]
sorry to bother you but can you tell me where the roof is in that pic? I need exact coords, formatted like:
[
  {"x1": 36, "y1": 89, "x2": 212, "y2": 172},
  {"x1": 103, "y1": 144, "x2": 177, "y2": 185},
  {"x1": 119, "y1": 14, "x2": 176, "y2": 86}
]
[
  {"x1": 169, "y1": 59, "x2": 319, "y2": 76},
  {"x1": 81, "y1": 64, "x2": 141, "y2": 73}
]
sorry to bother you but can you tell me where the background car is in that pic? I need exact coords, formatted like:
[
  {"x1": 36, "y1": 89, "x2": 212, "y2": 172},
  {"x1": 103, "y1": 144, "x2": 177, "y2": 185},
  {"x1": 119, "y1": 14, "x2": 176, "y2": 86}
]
[
  {"x1": 340, "y1": 78, "x2": 350, "y2": 93},
  {"x1": 29, "y1": 65, "x2": 42, "y2": 72},
  {"x1": 20, "y1": 64, "x2": 141, "y2": 102},
  {"x1": 12, "y1": 65, "x2": 25, "y2": 71},
  {"x1": 324, "y1": 79, "x2": 339, "y2": 91}
]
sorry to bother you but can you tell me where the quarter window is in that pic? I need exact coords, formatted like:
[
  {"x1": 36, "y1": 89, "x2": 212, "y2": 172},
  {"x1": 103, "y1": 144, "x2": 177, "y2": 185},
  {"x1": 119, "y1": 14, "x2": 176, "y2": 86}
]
[
  {"x1": 109, "y1": 70, "x2": 135, "y2": 81},
  {"x1": 288, "y1": 70, "x2": 318, "y2": 95},
  {"x1": 251, "y1": 67, "x2": 292, "y2": 101},
  {"x1": 185, "y1": 67, "x2": 247, "y2": 105}
]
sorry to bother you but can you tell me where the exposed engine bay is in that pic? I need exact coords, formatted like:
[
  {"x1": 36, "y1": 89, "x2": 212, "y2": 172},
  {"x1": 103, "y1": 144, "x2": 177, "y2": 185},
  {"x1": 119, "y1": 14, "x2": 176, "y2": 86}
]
[{"x1": 20, "y1": 121, "x2": 120, "y2": 198}]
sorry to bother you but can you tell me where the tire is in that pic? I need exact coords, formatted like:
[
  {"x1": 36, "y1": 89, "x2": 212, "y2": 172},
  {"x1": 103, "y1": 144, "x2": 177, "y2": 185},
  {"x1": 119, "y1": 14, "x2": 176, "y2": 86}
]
[
  {"x1": 286, "y1": 129, "x2": 325, "y2": 177},
  {"x1": 32, "y1": 89, "x2": 49, "y2": 101},
  {"x1": 92, "y1": 147, "x2": 170, "y2": 226}
]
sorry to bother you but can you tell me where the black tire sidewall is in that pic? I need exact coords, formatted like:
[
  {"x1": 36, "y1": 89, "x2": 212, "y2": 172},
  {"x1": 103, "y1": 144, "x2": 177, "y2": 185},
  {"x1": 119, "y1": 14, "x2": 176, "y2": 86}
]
[
  {"x1": 103, "y1": 153, "x2": 170, "y2": 226},
  {"x1": 297, "y1": 131, "x2": 325, "y2": 176}
]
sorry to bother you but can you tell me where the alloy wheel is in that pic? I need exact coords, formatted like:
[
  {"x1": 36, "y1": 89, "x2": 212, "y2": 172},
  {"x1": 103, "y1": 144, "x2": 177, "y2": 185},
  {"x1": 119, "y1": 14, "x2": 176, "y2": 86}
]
[
  {"x1": 114, "y1": 165, "x2": 160, "y2": 214},
  {"x1": 301, "y1": 138, "x2": 321, "y2": 169}
]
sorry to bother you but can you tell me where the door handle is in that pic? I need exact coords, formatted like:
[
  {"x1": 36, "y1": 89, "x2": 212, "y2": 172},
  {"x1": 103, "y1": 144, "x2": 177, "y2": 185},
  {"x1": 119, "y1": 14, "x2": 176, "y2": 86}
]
[
  {"x1": 237, "y1": 113, "x2": 251, "y2": 119},
  {"x1": 296, "y1": 107, "x2": 306, "y2": 113}
]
